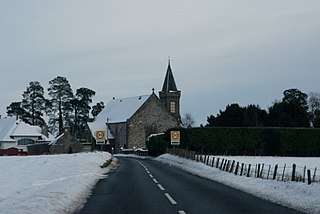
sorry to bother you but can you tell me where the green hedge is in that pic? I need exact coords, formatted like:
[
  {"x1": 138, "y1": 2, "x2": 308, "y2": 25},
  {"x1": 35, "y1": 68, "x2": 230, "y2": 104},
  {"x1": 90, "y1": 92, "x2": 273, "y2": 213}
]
[{"x1": 147, "y1": 127, "x2": 320, "y2": 156}]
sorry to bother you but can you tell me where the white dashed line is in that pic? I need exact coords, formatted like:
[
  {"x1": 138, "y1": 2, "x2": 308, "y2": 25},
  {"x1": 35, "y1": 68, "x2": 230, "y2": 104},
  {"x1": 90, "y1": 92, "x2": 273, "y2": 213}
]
[
  {"x1": 178, "y1": 211, "x2": 186, "y2": 214},
  {"x1": 153, "y1": 178, "x2": 159, "y2": 184},
  {"x1": 149, "y1": 174, "x2": 153, "y2": 178},
  {"x1": 165, "y1": 193, "x2": 177, "y2": 205},
  {"x1": 157, "y1": 184, "x2": 165, "y2": 191}
]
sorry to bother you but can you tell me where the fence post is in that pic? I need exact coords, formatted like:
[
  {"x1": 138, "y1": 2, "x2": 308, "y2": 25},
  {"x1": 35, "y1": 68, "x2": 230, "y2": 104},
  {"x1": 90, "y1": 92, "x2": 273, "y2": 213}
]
[
  {"x1": 273, "y1": 164, "x2": 278, "y2": 180},
  {"x1": 235, "y1": 162, "x2": 239, "y2": 175},
  {"x1": 257, "y1": 164, "x2": 261, "y2": 178},
  {"x1": 307, "y1": 170, "x2": 312, "y2": 185},
  {"x1": 291, "y1": 164, "x2": 296, "y2": 181},
  {"x1": 220, "y1": 159, "x2": 224, "y2": 170},
  {"x1": 260, "y1": 164, "x2": 264, "y2": 179},
  {"x1": 216, "y1": 158, "x2": 220, "y2": 168},
  {"x1": 282, "y1": 164, "x2": 286, "y2": 181},
  {"x1": 211, "y1": 157, "x2": 215, "y2": 167},
  {"x1": 247, "y1": 164, "x2": 251, "y2": 177},
  {"x1": 230, "y1": 160, "x2": 235, "y2": 173},
  {"x1": 303, "y1": 166, "x2": 306, "y2": 183},
  {"x1": 313, "y1": 167, "x2": 317, "y2": 182},
  {"x1": 240, "y1": 163, "x2": 244, "y2": 176},
  {"x1": 267, "y1": 165, "x2": 271, "y2": 180}
]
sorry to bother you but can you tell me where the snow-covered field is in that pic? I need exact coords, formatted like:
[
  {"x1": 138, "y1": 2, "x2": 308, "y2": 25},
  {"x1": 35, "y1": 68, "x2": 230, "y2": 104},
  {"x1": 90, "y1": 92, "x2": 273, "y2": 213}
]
[
  {"x1": 0, "y1": 152, "x2": 113, "y2": 214},
  {"x1": 156, "y1": 154, "x2": 320, "y2": 214},
  {"x1": 1, "y1": 152, "x2": 319, "y2": 214}
]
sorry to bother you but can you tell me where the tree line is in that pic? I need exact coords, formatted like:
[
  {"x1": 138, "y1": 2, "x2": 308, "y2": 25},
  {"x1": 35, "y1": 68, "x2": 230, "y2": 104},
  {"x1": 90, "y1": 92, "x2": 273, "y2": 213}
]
[
  {"x1": 205, "y1": 88, "x2": 320, "y2": 128},
  {"x1": 6, "y1": 76, "x2": 105, "y2": 138}
]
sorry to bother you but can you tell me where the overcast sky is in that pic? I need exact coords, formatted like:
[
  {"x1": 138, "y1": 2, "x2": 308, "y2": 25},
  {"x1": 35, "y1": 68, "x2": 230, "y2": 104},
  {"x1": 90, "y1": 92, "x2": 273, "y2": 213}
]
[{"x1": 1, "y1": 0, "x2": 320, "y2": 126}]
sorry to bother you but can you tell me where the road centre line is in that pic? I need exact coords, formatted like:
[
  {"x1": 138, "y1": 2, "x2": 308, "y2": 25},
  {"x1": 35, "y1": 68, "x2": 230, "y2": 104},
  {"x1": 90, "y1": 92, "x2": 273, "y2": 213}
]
[
  {"x1": 178, "y1": 211, "x2": 186, "y2": 214},
  {"x1": 153, "y1": 178, "x2": 159, "y2": 184},
  {"x1": 165, "y1": 193, "x2": 177, "y2": 205},
  {"x1": 157, "y1": 184, "x2": 165, "y2": 191}
]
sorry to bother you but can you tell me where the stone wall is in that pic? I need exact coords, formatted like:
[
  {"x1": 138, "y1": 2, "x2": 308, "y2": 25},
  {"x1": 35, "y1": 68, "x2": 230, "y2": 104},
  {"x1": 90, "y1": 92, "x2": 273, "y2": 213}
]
[
  {"x1": 108, "y1": 122, "x2": 127, "y2": 153},
  {"x1": 127, "y1": 94, "x2": 179, "y2": 149}
]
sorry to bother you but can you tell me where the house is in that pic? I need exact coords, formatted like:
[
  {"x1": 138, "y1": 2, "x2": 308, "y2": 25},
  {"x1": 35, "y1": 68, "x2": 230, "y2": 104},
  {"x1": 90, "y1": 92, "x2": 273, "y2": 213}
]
[
  {"x1": 48, "y1": 126, "x2": 83, "y2": 154},
  {"x1": 0, "y1": 117, "x2": 54, "y2": 153},
  {"x1": 88, "y1": 62, "x2": 181, "y2": 153}
]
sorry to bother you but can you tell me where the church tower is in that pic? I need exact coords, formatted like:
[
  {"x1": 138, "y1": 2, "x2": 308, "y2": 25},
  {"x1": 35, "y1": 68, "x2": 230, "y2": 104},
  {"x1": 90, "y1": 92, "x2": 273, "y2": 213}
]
[{"x1": 159, "y1": 60, "x2": 181, "y2": 122}]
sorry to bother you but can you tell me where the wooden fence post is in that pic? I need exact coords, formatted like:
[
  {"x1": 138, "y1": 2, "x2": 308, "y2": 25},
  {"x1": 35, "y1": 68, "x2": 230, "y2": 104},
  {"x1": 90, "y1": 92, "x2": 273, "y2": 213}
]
[
  {"x1": 216, "y1": 158, "x2": 220, "y2": 168},
  {"x1": 211, "y1": 157, "x2": 215, "y2": 167},
  {"x1": 240, "y1": 163, "x2": 244, "y2": 176},
  {"x1": 291, "y1": 164, "x2": 296, "y2": 181},
  {"x1": 313, "y1": 167, "x2": 317, "y2": 182},
  {"x1": 273, "y1": 164, "x2": 278, "y2": 180},
  {"x1": 260, "y1": 164, "x2": 264, "y2": 179},
  {"x1": 267, "y1": 165, "x2": 271, "y2": 180},
  {"x1": 230, "y1": 160, "x2": 235, "y2": 173},
  {"x1": 235, "y1": 162, "x2": 239, "y2": 175},
  {"x1": 220, "y1": 159, "x2": 224, "y2": 170},
  {"x1": 307, "y1": 170, "x2": 312, "y2": 185},
  {"x1": 303, "y1": 166, "x2": 306, "y2": 183},
  {"x1": 257, "y1": 164, "x2": 261, "y2": 178},
  {"x1": 247, "y1": 164, "x2": 251, "y2": 177},
  {"x1": 282, "y1": 164, "x2": 286, "y2": 181}
]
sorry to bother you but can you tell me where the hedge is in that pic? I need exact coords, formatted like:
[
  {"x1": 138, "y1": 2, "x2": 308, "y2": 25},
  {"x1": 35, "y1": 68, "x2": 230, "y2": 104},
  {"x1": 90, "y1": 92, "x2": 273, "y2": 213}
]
[{"x1": 146, "y1": 127, "x2": 320, "y2": 157}]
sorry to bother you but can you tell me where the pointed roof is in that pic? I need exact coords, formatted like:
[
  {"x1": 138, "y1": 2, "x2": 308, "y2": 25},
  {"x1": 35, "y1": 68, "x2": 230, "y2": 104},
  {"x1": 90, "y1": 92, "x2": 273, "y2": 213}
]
[{"x1": 161, "y1": 61, "x2": 178, "y2": 92}]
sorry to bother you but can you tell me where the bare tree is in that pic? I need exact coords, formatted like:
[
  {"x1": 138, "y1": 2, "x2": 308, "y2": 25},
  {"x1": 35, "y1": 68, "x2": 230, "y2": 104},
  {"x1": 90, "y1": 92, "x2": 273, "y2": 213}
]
[
  {"x1": 309, "y1": 92, "x2": 320, "y2": 127},
  {"x1": 182, "y1": 112, "x2": 195, "y2": 128}
]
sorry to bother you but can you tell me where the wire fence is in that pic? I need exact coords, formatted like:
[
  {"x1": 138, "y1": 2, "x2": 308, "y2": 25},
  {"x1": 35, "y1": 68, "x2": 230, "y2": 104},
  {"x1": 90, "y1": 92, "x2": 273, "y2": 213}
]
[{"x1": 168, "y1": 148, "x2": 319, "y2": 185}]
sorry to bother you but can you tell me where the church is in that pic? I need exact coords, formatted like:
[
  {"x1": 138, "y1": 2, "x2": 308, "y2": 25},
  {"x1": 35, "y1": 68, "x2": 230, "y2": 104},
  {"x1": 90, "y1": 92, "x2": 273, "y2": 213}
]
[{"x1": 88, "y1": 62, "x2": 181, "y2": 153}]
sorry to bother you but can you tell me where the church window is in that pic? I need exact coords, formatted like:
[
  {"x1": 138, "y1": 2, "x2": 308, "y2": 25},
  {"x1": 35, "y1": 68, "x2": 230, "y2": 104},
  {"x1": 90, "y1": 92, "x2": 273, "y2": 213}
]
[{"x1": 170, "y1": 101, "x2": 176, "y2": 113}]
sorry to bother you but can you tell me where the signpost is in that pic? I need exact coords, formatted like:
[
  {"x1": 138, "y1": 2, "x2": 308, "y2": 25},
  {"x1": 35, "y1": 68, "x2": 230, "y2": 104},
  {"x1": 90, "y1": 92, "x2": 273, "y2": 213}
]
[
  {"x1": 170, "y1": 131, "x2": 180, "y2": 146},
  {"x1": 95, "y1": 130, "x2": 106, "y2": 145}
]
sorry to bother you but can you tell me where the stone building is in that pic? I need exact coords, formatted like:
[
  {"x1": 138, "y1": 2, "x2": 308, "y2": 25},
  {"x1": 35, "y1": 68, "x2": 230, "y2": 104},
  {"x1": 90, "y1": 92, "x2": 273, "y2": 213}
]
[{"x1": 88, "y1": 62, "x2": 181, "y2": 153}]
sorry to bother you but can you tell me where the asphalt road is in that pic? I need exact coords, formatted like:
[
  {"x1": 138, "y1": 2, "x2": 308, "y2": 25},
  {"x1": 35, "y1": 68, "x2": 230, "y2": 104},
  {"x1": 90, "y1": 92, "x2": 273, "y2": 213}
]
[{"x1": 78, "y1": 156, "x2": 301, "y2": 214}]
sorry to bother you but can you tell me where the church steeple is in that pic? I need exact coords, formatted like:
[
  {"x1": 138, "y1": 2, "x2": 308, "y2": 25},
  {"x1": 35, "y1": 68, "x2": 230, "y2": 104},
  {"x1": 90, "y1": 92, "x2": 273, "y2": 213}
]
[
  {"x1": 162, "y1": 60, "x2": 178, "y2": 92},
  {"x1": 159, "y1": 60, "x2": 181, "y2": 122}
]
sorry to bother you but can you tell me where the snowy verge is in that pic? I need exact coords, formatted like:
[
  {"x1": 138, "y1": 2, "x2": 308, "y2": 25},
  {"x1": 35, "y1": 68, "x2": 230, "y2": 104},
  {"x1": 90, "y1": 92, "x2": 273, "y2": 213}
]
[
  {"x1": 156, "y1": 154, "x2": 320, "y2": 214},
  {"x1": 0, "y1": 152, "x2": 115, "y2": 214}
]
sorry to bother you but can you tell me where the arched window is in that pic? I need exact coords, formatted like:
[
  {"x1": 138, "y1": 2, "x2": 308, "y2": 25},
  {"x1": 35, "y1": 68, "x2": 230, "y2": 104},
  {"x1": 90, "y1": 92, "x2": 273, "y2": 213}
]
[{"x1": 17, "y1": 139, "x2": 35, "y2": 146}]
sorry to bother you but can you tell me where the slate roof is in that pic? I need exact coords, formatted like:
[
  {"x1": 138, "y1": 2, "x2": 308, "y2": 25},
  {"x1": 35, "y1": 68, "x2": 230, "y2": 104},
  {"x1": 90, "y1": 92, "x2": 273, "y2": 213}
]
[
  {"x1": 88, "y1": 94, "x2": 151, "y2": 138},
  {"x1": 162, "y1": 62, "x2": 178, "y2": 92}
]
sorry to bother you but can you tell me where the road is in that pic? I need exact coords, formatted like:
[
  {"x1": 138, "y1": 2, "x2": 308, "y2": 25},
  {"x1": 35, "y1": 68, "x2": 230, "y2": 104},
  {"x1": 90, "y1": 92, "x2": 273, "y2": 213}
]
[{"x1": 78, "y1": 156, "x2": 301, "y2": 214}]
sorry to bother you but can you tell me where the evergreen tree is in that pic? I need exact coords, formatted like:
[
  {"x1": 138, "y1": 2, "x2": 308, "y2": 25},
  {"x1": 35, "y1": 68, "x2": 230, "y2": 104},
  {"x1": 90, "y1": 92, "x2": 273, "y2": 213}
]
[
  {"x1": 71, "y1": 87, "x2": 95, "y2": 139},
  {"x1": 48, "y1": 76, "x2": 74, "y2": 135},
  {"x1": 268, "y1": 89, "x2": 309, "y2": 127},
  {"x1": 91, "y1": 101, "x2": 104, "y2": 118},
  {"x1": 6, "y1": 102, "x2": 29, "y2": 120},
  {"x1": 21, "y1": 81, "x2": 46, "y2": 126}
]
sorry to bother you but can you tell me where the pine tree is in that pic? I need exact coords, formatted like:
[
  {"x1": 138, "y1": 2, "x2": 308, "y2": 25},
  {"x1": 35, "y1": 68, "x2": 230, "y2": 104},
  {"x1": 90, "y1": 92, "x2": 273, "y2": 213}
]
[
  {"x1": 91, "y1": 101, "x2": 104, "y2": 118},
  {"x1": 48, "y1": 76, "x2": 74, "y2": 135},
  {"x1": 71, "y1": 87, "x2": 95, "y2": 139},
  {"x1": 21, "y1": 81, "x2": 46, "y2": 126}
]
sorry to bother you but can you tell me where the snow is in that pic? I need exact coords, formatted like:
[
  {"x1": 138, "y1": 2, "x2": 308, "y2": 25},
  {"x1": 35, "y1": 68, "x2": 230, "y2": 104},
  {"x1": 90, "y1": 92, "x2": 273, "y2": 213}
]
[
  {"x1": 156, "y1": 154, "x2": 320, "y2": 214},
  {"x1": 0, "y1": 152, "x2": 113, "y2": 214},
  {"x1": 1, "y1": 151, "x2": 319, "y2": 214}
]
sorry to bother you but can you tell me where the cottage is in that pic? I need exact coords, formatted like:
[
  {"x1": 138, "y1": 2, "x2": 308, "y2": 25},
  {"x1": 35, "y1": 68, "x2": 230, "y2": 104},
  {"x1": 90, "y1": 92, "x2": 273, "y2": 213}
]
[
  {"x1": 0, "y1": 117, "x2": 54, "y2": 153},
  {"x1": 88, "y1": 62, "x2": 181, "y2": 153}
]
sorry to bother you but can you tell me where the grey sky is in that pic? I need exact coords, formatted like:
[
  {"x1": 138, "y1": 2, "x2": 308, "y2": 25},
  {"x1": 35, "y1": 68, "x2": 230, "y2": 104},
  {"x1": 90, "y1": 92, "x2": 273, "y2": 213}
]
[{"x1": 1, "y1": 0, "x2": 320, "y2": 125}]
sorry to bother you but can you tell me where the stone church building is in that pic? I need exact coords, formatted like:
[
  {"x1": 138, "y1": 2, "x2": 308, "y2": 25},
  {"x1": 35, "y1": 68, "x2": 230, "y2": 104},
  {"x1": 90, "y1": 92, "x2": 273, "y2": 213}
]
[{"x1": 88, "y1": 62, "x2": 181, "y2": 153}]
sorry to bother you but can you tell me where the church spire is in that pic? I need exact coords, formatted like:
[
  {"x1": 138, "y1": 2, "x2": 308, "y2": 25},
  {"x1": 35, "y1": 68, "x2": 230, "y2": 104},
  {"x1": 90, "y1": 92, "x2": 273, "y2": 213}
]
[
  {"x1": 159, "y1": 60, "x2": 181, "y2": 123},
  {"x1": 162, "y1": 60, "x2": 178, "y2": 92}
]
